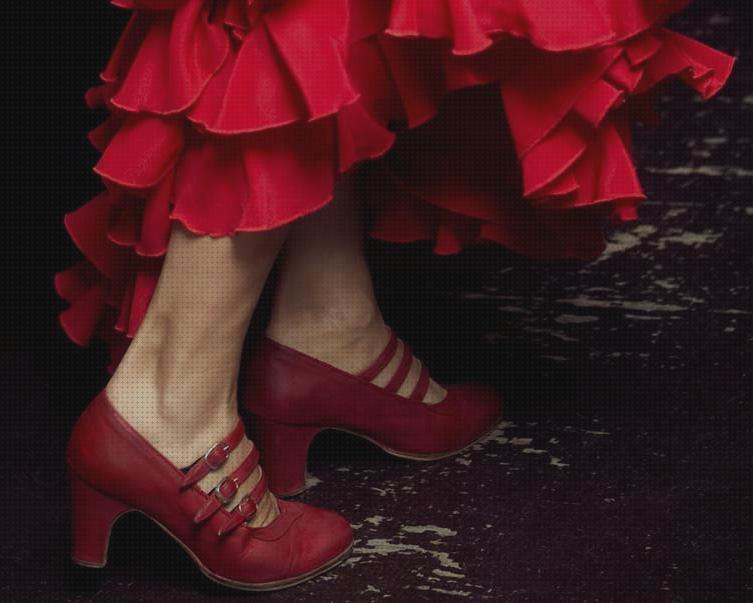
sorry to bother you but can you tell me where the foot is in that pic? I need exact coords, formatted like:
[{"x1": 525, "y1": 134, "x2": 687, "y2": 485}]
[
  {"x1": 242, "y1": 328, "x2": 503, "y2": 496},
  {"x1": 189, "y1": 436, "x2": 280, "y2": 529},
  {"x1": 69, "y1": 389, "x2": 355, "y2": 588},
  {"x1": 106, "y1": 385, "x2": 279, "y2": 528},
  {"x1": 266, "y1": 313, "x2": 447, "y2": 404}
]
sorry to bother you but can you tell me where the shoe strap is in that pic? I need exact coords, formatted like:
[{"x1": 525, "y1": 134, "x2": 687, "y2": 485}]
[
  {"x1": 409, "y1": 362, "x2": 431, "y2": 402},
  {"x1": 357, "y1": 329, "x2": 398, "y2": 381},
  {"x1": 217, "y1": 469, "x2": 270, "y2": 536},
  {"x1": 359, "y1": 331, "x2": 434, "y2": 402},
  {"x1": 180, "y1": 418, "x2": 246, "y2": 489},
  {"x1": 385, "y1": 341, "x2": 414, "y2": 393},
  {"x1": 192, "y1": 444, "x2": 260, "y2": 524}
]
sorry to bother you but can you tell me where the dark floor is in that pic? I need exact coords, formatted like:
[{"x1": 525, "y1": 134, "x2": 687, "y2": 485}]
[{"x1": 4, "y1": 4, "x2": 753, "y2": 602}]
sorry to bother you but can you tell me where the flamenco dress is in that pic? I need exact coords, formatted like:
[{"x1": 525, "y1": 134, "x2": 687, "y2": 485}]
[{"x1": 55, "y1": 0, "x2": 735, "y2": 373}]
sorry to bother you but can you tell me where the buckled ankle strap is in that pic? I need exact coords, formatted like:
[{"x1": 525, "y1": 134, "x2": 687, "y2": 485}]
[
  {"x1": 180, "y1": 419, "x2": 246, "y2": 489},
  {"x1": 192, "y1": 445, "x2": 260, "y2": 524},
  {"x1": 217, "y1": 470, "x2": 269, "y2": 536}
]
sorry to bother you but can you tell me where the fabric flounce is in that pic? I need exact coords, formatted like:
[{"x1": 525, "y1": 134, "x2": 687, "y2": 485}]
[
  {"x1": 55, "y1": 0, "x2": 396, "y2": 369},
  {"x1": 384, "y1": 0, "x2": 692, "y2": 54},
  {"x1": 359, "y1": 23, "x2": 734, "y2": 256},
  {"x1": 55, "y1": 0, "x2": 735, "y2": 370}
]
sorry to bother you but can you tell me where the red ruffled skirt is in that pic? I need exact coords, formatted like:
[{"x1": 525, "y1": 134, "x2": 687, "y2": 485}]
[{"x1": 57, "y1": 0, "x2": 735, "y2": 370}]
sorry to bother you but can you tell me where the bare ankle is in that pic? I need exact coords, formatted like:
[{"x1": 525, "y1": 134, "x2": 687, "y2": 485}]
[
  {"x1": 107, "y1": 357, "x2": 240, "y2": 468},
  {"x1": 109, "y1": 394, "x2": 239, "y2": 469},
  {"x1": 270, "y1": 285, "x2": 381, "y2": 332},
  {"x1": 267, "y1": 290, "x2": 390, "y2": 372}
]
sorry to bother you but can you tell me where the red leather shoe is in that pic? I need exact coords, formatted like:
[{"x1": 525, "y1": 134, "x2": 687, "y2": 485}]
[
  {"x1": 67, "y1": 390, "x2": 353, "y2": 591},
  {"x1": 241, "y1": 329, "x2": 502, "y2": 497}
]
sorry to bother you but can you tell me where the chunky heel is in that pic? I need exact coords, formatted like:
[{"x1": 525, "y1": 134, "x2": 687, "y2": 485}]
[
  {"x1": 70, "y1": 472, "x2": 131, "y2": 568},
  {"x1": 249, "y1": 417, "x2": 320, "y2": 497}
]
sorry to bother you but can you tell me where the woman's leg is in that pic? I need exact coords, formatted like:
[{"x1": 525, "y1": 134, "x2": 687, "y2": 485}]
[
  {"x1": 267, "y1": 174, "x2": 446, "y2": 403},
  {"x1": 107, "y1": 221, "x2": 287, "y2": 527}
]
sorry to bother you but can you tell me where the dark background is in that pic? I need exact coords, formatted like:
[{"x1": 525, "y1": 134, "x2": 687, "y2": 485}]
[{"x1": 4, "y1": 1, "x2": 753, "y2": 601}]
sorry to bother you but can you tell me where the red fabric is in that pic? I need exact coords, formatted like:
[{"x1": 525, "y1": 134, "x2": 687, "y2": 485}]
[
  {"x1": 384, "y1": 0, "x2": 694, "y2": 53},
  {"x1": 56, "y1": 0, "x2": 735, "y2": 370}
]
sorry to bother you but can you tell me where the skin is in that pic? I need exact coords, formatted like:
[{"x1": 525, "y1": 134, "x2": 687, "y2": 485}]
[
  {"x1": 268, "y1": 174, "x2": 447, "y2": 403},
  {"x1": 107, "y1": 221, "x2": 288, "y2": 527},
  {"x1": 106, "y1": 172, "x2": 445, "y2": 529}
]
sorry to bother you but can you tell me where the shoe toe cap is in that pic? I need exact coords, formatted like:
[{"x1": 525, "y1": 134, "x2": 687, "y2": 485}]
[
  {"x1": 447, "y1": 383, "x2": 503, "y2": 439},
  {"x1": 287, "y1": 502, "x2": 353, "y2": 576}
]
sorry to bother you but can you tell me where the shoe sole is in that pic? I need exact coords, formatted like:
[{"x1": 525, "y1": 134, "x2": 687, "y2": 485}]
[
  {"x1": 72, "y1": 509, "x2": 354, "y2": 592},
  {"x1": 276, "y1": 412, "x2": 505, "y2": 498}
]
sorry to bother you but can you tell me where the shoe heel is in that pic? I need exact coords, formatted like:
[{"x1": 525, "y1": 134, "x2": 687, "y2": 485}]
[
  {"x1": 70, "y1": 473, "x2": 131, "y2": 568},
  {"x1": 250, "y1": 417, "x2": 320, "y2": 497}
]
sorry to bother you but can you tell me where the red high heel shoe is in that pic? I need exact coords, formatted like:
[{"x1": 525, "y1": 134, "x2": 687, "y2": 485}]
[
  {"x1": 241, "y1": 329, "x2": 502, "y2": 497},
  {"x1": 67, "y1": 390, "x2": 353, "y2": 591}
]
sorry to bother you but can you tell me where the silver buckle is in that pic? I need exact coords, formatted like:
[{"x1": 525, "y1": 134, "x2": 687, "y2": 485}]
[
  {"x1": 203, "y1": 442, "x2": 231, "y2": 470},
  {"x1": 235, "y1": 495, "x2": 257, "y2": 519},
  {"x1": 212, "y1": 476, "x2": 239, "y2": 506}
]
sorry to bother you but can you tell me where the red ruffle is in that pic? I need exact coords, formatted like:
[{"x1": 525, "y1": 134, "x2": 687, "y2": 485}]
[
  {"x1": 362, "y1": 26, "x2": 734, "y2": 256},
  {"x1": 384, "y1": 0, "x2": 693, "y2": 54},
  {"x1": 56, "y1": 0, "x2": 735, "y2": 370}
]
